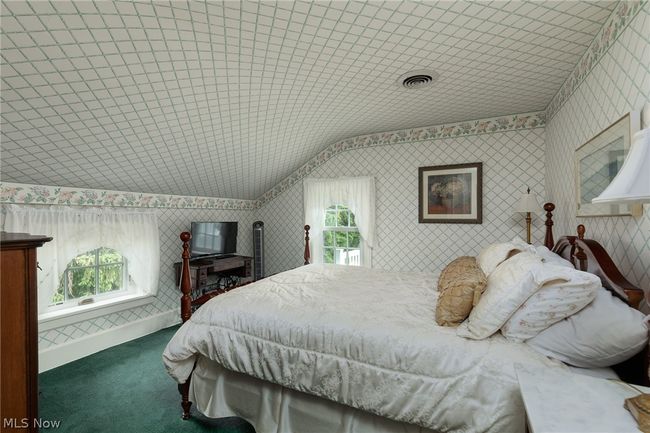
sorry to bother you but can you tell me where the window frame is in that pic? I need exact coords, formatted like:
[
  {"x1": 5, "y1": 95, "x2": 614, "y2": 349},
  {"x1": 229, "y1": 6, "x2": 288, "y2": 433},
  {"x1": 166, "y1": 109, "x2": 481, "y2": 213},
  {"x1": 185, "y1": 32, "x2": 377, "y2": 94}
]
[
  {"x1": 322, "y1": 204, "x2": 362, "y2": 266},
  {"x1": 49, "y1": 247, "x2": 130, "y2": 311}
]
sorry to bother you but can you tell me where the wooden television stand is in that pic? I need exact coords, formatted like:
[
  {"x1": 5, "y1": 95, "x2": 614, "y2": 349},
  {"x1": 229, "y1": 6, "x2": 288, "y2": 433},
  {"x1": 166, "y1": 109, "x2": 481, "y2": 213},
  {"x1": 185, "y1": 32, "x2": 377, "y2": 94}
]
[{"x1": 174, "y1": 255, "x2": 252, "y2": 297}]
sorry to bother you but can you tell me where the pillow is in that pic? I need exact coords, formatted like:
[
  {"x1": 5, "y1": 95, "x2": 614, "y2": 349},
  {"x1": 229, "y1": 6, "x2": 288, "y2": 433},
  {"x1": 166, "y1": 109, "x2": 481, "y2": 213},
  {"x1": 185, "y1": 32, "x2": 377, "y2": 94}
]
[
  {"x1": 477, "y1": 238, "x2": 534, "y2": 276},
  {"x1": 436, "y1": 256, "x2": 487, "y2": 327},
  {"x1": 457, "y1": 252, "x2": 544, "y2": 340},
  {"x1": 527, "y1": 287, "x2": 648, "y2": 368},
  {"x1": 535, "y1": 245, "x2": 574, "y2": 268},
  {"x1": 500, "y1": 266, "x2": 601, "y2": 342}
]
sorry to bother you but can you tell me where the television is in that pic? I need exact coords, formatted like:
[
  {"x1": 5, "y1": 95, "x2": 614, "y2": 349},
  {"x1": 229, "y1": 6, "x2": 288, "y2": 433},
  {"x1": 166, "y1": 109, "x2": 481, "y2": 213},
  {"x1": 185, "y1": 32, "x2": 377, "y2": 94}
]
[{"x1": 190, "y1": 222, "x2": 238, "y2": 257}]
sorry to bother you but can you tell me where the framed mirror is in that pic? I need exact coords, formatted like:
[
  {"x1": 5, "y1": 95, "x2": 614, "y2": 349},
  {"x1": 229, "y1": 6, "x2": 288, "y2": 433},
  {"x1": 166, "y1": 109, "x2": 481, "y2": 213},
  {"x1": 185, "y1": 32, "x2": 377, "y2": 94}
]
[{"x1": 575, "y1": 111, "x2": 641, "y2": 217}]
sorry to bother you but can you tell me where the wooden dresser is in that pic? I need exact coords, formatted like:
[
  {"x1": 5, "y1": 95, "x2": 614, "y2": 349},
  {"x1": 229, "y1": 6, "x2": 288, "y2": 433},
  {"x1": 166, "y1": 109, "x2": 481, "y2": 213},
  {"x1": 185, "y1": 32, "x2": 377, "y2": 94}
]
[{"x1": 1, "y1": 232, "x2": 52, "y2": 432}]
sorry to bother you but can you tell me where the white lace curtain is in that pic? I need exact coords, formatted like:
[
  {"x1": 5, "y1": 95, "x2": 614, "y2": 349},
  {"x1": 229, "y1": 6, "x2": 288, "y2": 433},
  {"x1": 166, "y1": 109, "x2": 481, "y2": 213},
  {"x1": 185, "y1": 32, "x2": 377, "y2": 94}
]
[
  {"x1": 3, "y1": 205, "x2": 160, "y2": 313},
  {"x1": 303, "y1": 177, "x2": 376, "y2": 267}
]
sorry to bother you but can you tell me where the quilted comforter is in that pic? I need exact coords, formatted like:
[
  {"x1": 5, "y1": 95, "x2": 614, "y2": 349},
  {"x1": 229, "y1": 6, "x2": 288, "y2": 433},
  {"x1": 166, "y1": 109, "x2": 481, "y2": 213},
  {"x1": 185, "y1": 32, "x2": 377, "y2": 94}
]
[{"x1": 163, "y1": 264, "x2": 561, "y2": 433}]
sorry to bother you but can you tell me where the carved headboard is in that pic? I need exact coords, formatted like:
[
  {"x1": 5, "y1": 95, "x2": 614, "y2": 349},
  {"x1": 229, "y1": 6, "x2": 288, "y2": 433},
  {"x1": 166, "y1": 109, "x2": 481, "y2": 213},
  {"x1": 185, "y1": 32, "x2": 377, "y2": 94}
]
[
  {"x1": 552, "y1": 225, "x2": 645, "y2": 309},
  {"x1": 551, "y1": 224, "x2": 647, "y2": 385}
]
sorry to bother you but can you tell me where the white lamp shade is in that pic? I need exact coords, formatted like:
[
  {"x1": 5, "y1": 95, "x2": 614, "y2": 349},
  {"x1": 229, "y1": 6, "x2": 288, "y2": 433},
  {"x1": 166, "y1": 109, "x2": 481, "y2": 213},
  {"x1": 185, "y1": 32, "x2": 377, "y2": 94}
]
[
  {"x1": 592, "y1": 128, "x2": 650, "y2": 204},
  {"x1": 514, "y1": 191, "x2": 542, "y2": 213}
]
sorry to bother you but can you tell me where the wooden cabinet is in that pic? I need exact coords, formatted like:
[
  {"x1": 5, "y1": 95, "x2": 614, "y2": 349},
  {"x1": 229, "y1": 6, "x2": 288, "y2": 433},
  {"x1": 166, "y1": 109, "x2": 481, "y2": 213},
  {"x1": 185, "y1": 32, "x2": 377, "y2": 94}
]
[
  {"x1": 174, "y1": 255, "x2": 252, "y2": 295},
  {"x1": 1, "y1": 232, "x2": 52, "y2": 432}
]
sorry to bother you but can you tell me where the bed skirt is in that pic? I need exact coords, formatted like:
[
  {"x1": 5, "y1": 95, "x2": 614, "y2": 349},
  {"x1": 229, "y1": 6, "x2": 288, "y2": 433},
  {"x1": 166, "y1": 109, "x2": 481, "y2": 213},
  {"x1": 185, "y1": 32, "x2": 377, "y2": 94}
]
[{"x1": 190, "y1": 356, "x2": 438, "y2": 433}]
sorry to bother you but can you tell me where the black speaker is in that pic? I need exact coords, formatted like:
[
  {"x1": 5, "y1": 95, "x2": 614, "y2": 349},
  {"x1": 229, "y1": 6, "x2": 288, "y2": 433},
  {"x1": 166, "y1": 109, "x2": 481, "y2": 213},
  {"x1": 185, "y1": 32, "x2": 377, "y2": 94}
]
[{"x1": 253, "y1": 221, "x2": 264, "y2": 280}]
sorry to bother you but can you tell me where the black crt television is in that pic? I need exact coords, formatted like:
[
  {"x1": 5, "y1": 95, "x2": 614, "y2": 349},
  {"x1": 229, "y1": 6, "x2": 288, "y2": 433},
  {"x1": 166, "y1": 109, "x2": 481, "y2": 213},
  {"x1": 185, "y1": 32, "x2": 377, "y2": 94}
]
[{"x1": 190, "y1": 222, "x2": 238, "y2": 257}]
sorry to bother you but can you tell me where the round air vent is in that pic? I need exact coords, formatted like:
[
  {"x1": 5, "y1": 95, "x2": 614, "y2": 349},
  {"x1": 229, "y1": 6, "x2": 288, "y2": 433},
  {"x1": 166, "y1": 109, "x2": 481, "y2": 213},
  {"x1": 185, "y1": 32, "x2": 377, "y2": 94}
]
[{"x1": 398, "y1": 70, "x2": 438, "y2": 89}]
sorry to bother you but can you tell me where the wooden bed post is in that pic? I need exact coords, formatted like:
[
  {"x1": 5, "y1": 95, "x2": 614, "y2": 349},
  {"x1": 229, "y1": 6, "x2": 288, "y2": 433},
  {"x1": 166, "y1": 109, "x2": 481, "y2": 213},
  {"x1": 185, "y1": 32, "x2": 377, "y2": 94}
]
[
  {"x1": 180, "y1": 232, "x2": 192, "y2": 323},
  {"x1": 574, "y1": 224, "x2": 588, "y2": 271},
  {"x1": 543, "y1": 202, "x2": 555, "y2": 249},
  {"x1": 179, "y1": 231, "x2": 193, "y2": 420},
  {"x1": 304, "y1": 225, "x2": 311, "y2": 265}
]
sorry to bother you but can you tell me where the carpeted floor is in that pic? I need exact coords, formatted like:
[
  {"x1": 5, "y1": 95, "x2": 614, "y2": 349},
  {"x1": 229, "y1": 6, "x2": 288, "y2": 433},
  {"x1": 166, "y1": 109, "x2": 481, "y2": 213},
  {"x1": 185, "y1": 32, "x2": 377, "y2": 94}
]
[{"x1": 39, "y1": 325, "x2": 256, "y2": 433}]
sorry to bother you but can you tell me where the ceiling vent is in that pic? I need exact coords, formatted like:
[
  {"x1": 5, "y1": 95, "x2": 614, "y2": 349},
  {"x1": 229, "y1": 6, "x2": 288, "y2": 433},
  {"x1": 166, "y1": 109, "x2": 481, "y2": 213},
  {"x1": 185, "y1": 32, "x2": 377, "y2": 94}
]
[{"x1": 398, "y1": 70, "x2": 438, "y2": 89}]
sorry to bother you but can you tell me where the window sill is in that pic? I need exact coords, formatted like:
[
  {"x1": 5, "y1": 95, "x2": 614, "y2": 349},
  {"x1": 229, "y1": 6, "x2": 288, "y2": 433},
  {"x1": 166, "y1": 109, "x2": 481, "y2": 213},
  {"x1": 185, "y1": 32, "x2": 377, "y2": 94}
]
[{"x1": 38, "y1": 294, "x2": 155, "y2": 331}]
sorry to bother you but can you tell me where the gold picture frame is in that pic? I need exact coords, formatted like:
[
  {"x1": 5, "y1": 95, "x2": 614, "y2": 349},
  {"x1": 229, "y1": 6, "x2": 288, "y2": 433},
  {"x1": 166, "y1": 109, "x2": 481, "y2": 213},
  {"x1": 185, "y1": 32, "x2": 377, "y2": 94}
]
[{"x1": 575, "y1": 112, "x2": 642, "y2": 217}]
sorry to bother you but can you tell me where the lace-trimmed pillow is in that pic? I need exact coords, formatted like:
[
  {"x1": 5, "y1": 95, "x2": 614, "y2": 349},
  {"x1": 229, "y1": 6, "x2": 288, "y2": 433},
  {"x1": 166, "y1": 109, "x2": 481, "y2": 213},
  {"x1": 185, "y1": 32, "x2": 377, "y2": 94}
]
[
  {"x1": 436, "y1": 256, "x2": 487, "y2": 327},
  {"x1": 500, "y1": 266, "x2": 601, "y2": 342}
]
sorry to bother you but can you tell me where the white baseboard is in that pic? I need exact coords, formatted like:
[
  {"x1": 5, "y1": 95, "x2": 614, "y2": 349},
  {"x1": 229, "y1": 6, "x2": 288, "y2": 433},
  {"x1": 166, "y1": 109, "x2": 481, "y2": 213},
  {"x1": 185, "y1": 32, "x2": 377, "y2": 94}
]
[{"x1": 39, "y1": 309, "x2": 180, "y2": 373}]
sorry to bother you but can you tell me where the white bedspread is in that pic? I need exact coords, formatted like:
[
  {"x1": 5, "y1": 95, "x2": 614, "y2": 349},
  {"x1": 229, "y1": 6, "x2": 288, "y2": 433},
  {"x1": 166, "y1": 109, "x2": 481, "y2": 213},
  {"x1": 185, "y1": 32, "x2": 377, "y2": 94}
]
[{"x1": 163, "y1": 264, "x2": 562, "y2": 433}]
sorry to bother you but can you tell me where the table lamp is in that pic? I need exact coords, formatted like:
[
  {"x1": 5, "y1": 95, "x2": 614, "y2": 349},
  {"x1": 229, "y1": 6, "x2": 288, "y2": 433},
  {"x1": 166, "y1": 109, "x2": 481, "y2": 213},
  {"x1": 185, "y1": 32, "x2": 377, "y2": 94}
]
[
  {"x1": 592, "y1": 127, "x2": 650, "y2": 205},
  {"x1": 514, "y1": 187, "x2": 542, "y2": 244}
]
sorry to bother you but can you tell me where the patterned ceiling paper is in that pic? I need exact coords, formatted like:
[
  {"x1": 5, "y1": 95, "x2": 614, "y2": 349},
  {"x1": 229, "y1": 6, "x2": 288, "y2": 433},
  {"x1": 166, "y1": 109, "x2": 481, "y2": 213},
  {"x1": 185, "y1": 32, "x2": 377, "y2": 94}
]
[
  {"x1": 1, "y1": 0, "x2": 617, "y2": 199},
  {"x1": 1, "y1": 110, "x2": 545, "y2": 208},
  {"x1": 258, "y1": 111, "x2": 545, "y2": 204}
]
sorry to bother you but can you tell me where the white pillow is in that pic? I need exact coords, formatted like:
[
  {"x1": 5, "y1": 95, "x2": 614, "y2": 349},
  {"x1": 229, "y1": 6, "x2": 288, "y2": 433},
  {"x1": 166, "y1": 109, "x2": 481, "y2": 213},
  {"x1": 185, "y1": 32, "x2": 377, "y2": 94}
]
[
  {"x1": 501, "y1": 266, "x2": 601, "y2": 342},
  {"x1": 457, "y1": 252, "x2": 543, "y2": 340},
  {"x1": 477, "y1": 238, "x2": 534, "y2": 276},
  {"x1": 527, "y1": 287, "x2": 648, "y2": 368},
  {"x1": 535, "y1": 246, "x2": 574, "y2": 268}
]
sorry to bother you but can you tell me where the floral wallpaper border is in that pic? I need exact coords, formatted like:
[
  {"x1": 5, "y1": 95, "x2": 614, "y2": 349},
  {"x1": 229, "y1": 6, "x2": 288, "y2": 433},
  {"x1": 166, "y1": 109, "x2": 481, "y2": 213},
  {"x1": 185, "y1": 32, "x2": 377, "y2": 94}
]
[
  {"x1": 0, "y1": 183, "x2": 259, "y2": 210},
  {"x1": 545, "y1": 0, "x2": 646, "y2": 121},
  {"x1": 258, "y1": 111, "x2": 545, "y2": 204}
]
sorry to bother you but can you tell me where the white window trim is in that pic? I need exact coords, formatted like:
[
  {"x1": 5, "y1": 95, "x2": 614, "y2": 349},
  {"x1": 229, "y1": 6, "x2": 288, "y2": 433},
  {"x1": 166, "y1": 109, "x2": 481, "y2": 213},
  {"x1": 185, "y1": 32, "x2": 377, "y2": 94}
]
[
  {"x1": 38, "y1": 293, "x2": 155, "y2": 331},
  {"x1": 47, "y1": 288, "x2": 133, "y2": 313}
]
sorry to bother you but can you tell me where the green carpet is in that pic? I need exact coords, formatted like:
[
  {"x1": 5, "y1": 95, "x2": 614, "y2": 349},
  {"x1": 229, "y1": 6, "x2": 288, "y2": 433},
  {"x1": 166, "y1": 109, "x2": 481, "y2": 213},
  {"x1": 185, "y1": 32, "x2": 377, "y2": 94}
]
[{"x1": 39, "y1": 326, "x2": 255, "y2": 433}]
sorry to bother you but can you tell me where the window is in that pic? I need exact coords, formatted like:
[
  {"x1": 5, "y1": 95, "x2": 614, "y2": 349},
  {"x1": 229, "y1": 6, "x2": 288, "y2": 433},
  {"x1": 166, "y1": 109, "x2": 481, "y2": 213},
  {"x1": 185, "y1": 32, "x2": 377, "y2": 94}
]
[
  {"x1": 4, "y1": 205, "x2": 160, "y2": 324},
  {"x1": 52, "y1": 247, "x2": 130, "y2": 307},
  {"x1": 323, "y1": 204, "x2": 361, "y2": 266},
  {"x1": 303, "y1": 177, "x2": 375, "y2": 267}
]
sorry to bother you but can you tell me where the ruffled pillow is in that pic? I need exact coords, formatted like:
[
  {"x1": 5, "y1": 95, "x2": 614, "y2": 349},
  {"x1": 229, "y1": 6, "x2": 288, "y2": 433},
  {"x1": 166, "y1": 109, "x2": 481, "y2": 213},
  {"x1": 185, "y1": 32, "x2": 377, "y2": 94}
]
[{"x1": 436, "y1": 256, "x2": 487, "y2": 327}]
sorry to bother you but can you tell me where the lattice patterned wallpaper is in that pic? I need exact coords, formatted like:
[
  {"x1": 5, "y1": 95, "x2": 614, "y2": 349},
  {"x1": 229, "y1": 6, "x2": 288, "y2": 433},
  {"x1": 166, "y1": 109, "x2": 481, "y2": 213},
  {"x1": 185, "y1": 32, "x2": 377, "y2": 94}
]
[
  {"x1": 0, "y1": 203, "x2": 255, "y2": 349},
  {"x1": 545, "y1": 3, "x2": 650, "y2": 292},
  {"x1": 258, "y1": 127, "x2": 546, "y2": 277},
  {"x1": 2, "y1": 0, "x2": 647, "y2": 354}
]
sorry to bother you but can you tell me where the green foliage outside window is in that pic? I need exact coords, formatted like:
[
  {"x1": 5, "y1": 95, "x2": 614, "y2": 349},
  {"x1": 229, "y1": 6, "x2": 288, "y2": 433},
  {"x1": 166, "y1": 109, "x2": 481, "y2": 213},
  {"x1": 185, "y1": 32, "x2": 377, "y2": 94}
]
[
  {"x1": 53, "y1": 247, "x2": 126, "y2": 304},
  {"x1": 323, "y1": 204, "x2": 361, "y2": 266}
]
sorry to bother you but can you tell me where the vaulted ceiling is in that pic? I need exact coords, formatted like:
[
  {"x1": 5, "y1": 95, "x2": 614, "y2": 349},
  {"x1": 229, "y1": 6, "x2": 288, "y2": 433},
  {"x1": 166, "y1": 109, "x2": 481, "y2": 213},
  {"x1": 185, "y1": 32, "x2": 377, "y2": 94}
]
[{"x1": 1, "y1": 1, "x2": 617, "y2": 199}]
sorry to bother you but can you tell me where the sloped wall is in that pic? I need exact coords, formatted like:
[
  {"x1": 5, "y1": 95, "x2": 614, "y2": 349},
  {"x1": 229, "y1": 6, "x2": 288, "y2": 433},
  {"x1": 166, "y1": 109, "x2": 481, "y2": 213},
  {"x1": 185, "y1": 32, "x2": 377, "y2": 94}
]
[
  {"x1": 1, "y1": 184, "x2": 256, "y2": 368},
  {"x1": 544, "y1": 3, "x2": 650, "y2": 292},
  {"x1": 257, "y1": 124, "x2": 546, "y2": 277}
]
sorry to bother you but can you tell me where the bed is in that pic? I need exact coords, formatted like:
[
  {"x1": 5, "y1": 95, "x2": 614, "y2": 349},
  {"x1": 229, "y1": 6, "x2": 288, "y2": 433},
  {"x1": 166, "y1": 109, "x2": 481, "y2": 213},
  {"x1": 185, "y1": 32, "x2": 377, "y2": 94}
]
[{"x1": 163, "y1": 203, "x2": 648, "y2": 433}]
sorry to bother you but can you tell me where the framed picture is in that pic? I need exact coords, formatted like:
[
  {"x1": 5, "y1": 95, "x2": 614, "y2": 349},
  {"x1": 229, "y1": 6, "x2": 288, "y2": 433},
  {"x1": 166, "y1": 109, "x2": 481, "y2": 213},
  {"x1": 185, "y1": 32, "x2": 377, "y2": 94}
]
[
  {"x1": 575, "y1": 111, "x2": 641, "y2": 217},
  {"x1": 418, "y1": 162, "x2": 482, "y2": 224}
]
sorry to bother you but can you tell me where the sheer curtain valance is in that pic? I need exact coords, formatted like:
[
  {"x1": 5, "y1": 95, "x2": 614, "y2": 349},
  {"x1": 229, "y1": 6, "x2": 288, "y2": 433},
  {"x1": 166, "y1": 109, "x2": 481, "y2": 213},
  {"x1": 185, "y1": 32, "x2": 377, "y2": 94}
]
[
  {"x1": 2, "y1": 205, "x2": 160, "y2": 313},
  {"x1": 303, "y1": 177, "x2": 376, "y2": 267}
]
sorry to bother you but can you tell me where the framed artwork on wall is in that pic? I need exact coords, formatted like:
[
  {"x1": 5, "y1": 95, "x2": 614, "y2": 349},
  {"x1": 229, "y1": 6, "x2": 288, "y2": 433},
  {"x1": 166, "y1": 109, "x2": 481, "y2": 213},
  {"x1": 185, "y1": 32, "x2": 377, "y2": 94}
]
[
  {"x1": 418, "y1": 162, "x2": 482, "y2": 224},
  {"x1": 575, "y1": 111, "x2": 642, "y2": 217}
]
